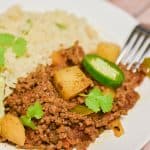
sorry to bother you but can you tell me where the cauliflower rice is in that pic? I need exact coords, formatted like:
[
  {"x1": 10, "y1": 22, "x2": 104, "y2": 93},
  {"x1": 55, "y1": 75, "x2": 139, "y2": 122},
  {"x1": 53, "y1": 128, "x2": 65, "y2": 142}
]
[{"x1": 0, "y1": 6, "x2": 100, "y2": 101}]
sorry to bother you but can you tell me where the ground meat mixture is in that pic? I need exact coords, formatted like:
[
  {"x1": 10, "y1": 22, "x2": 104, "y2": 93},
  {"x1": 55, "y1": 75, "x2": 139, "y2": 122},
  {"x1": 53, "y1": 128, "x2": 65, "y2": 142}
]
[{"x1": 4, "y1": 44, "x2": 145, "y2": 150}]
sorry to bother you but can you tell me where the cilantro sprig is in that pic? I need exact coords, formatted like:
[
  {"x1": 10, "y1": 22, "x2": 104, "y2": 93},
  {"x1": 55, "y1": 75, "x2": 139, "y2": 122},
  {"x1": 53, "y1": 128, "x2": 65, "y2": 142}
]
[
  {"x1": 0, "y1": 33, "x2": 27, "y2": 70},
  {"x1": 0, "y1": 33, "x2": 15, "y2": 47},
  {"x1": 12, "y1": 37, "x2": 27, "y2": 57},
  {"x1": 21, "y1": 18, "x2": 33, "y2": 35},
  {"x1": 55, "y1": 22, "x2": 67, "y2": 30},
  {"x1": 27, "y1": 101, "x2": 44, "y2": 119},
  {"x1": 0, "y1": 47, "x2": 5, "y2": 68},
  {"x1": 20, "y1": 101, "x2": 44, "y2": 130},
  {"x1": 85, "y1": 87, "x2": 113, "y2": 113},
  {"x1": 20, "y1": 115, "x2": 36, "y2": 130}
]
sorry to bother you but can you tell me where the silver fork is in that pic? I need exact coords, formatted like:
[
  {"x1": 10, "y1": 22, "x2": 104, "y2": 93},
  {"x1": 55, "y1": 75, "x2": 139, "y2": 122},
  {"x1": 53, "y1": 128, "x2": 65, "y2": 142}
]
[{"x1": 116, "y1": 24, "x2": 150, "y2": 72}]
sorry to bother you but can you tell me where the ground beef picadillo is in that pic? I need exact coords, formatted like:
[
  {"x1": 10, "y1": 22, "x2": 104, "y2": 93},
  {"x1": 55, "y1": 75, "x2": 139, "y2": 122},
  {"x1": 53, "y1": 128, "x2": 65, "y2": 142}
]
[{"x1": 4, "y1": 43, "x2": 145, "y2": 150}]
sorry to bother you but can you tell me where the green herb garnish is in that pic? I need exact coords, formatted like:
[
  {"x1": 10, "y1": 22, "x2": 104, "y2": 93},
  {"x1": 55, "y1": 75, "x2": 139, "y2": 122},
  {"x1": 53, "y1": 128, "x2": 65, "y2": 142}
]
[
  {"x1": 0, "y1": 33, "x2": 27, "y2": 71},
  {"x1": 26, "y1": 19, "x2": 32, "y2": 26},
  {"x1": 20, "y1": 115, "x2": 36, "y2": 130},
  {"x1": 27, "y1": 101, "x2": 44, "y2": 119},
  {"x1": 98, "y1": 94, "x2": 113, "y2": 113},
  {"x1": 55, "y1": 23, "x2": 67, "y2": 30},
  {"x1": 85, "y1": 87, "x2": 113, "y2": 113},
  {"x1": 0, "y1": 33, "x2": 15, "y2": 47},
  {"x1": 21, "y1": 19, "x2": 33, "y2": 35},
  {"x1": 12, "y1": 37, "x2": 27, "y2": 57},
  {"x1": 0, "y1": 47, "x2": 5, "y2": 68},
  {"x1": 21, "y1": 30, "x2": 29, "y2": 35},
  {"x1": 20, "y1": 101, "x2": 44, "y2": 130},
  {"x1": 85, "y1": 88, "x2": 102, "y2": 112}
]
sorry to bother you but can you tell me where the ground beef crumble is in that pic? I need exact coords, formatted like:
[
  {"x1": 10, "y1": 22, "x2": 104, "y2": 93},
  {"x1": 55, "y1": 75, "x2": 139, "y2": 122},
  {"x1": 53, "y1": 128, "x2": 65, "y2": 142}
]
[{"x1": 3, "y1": 44, "x2": 145, "y2": 150}]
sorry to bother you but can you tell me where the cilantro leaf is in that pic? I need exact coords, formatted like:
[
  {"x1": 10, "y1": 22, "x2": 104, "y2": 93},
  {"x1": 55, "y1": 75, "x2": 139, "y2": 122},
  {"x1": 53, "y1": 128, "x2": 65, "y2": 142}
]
[
  {"x1": 12, "y1": 37, "x2": 27, "y2": 57},
  {"x1": 85, "y1": 88, "x2": 102, "y2": 112},
  {"x1": 55, "y1": 23, "x2": 67, "y2": 30},
  {"x1": 21, "y1": 19, "x2": 33, "y2": 35},
  {"x1": 0, "y1": 33, "x2": 15, "y2": 47},
  {"x1": 85, "y1": 98, "x2": 100, "y2": 113},
  {"x1": 20, "y1": 115, "x2": 36, "y2": 130},
  {"x1": 27, "y1": 101, "x2": 44, "y2": 119},
  {"x1": 26, "y1": 19, "x2": 32, "y2": 26},
  {"x1": 99, "y1": 94, "x2": 113, "y2": 113},
  {"x1": 85, "y1": 87, "x2": 113, "y2": 113},
  {"x1": 0, "y1": 33, "x2": 28, "y2": 69},
  {"x1": 20, "y1": 101, "x2": 44, "y2": 130},
  {"x1": 0, "y1": 47, "x2": 5, "y2": 68}
]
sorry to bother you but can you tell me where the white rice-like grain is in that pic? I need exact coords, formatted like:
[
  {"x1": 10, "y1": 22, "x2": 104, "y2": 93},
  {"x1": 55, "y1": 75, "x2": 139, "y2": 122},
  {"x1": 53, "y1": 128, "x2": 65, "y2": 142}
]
[{"x1": 0, "y1": 6, "x2": 101, "y2": 100}]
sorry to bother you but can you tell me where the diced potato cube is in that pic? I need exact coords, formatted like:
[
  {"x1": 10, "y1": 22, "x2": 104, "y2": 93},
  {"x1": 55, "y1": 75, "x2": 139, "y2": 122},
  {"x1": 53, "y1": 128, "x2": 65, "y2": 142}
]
[
  {"x1": 0, "y1": 114, "x2": 25, "y2": 146},
  {"x1": 97, "y1": 42, "x2": 121, "y2": 62},
  {"x1": 54, "y1": 66, "x2": 92, "y2": 100}
]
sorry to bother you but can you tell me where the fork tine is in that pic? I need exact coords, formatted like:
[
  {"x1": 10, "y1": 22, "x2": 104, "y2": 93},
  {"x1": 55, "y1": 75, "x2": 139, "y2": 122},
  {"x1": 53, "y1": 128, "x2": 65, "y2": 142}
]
[
  {"x1": 121, "y1": 32, "x2": 141, "y2": 64},
  {"x1": 116, "y1": 26, "x2": 138, "y2": 64},
  {"x1": 123, "y1": 26, "x2": 138, "y2": 47},
  {"x1": 127, "y1": 40, "x2": 150, "y2": 71},
  {"x1": 123, "y1": 31, "x2": 142, "y2": 65},
  {"x1": 123, "y1": 34, "x2": 148, "y2": 65},
  {"x1": 117, "y1": 24, "x2": 150, "y2": 72},
  {"x1": 116, "y1": 34, "x2": 138, "y2": 65}
]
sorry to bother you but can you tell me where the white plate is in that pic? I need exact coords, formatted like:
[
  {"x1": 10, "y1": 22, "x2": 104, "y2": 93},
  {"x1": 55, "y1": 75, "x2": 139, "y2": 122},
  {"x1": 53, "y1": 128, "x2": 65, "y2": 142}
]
[{"x1": 0, "y1": 0, "x2": 149, "y2": 150}]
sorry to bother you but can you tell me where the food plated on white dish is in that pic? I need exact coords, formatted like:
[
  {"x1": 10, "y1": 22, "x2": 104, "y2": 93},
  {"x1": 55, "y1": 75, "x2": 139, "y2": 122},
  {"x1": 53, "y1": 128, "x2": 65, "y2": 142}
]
[{"x1": 0, "y1": 0, "x2": 150, "y2": 150}]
